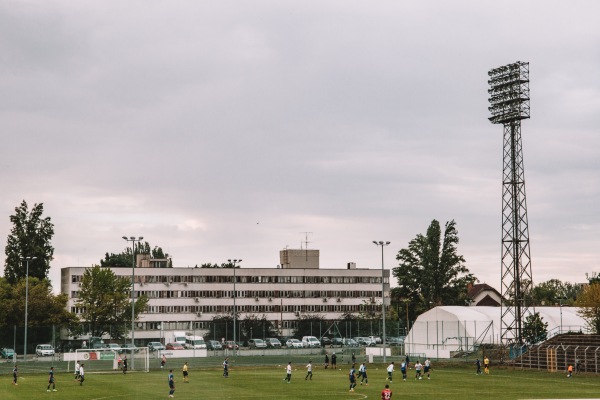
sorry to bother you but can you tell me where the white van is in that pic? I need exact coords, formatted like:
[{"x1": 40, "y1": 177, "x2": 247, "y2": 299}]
[
  {"x1": 301, "y1": 336, "x2": 321, "y2": 348},
  {"x1": 185, "y1": 335, "x2": 207, "y2": 349}
]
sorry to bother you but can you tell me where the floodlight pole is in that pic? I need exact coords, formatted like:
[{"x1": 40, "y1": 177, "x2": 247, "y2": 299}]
[
  {"x1": 228, "y1": 259, "x2": 242, "y2": 356},
  {"x1": 488, "y1": 61, "x2": 533, "y2": 346},
  {"x1": 373, "y1": 241, "x2": 390, "y2": 363},
  {"x1": 20, "y1": 256, "x2": 37, "y2": 361},
  {"x1": 123, "y1": 236, "x2": 143, "y2": 369}
]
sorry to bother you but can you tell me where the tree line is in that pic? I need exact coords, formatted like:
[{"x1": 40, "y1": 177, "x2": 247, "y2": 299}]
[{"x1": 3, "y1": 201, "x2": 600, "y2": 348}]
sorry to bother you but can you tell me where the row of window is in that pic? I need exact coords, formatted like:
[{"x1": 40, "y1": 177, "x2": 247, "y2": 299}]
[
  {"x1": 70, "y1": 303, "x2": 380, "y2": 315},
  {"x1": 70, "y1": 289, "x2": 382, "y2": 300},
  {"x1": 71, "y1": 274, "x2": 385, "y2": 285}
]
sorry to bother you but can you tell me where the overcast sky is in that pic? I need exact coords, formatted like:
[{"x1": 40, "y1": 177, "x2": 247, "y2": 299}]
[{"x1": 1, "y1": 1, "x2": 599, "y2": 292}]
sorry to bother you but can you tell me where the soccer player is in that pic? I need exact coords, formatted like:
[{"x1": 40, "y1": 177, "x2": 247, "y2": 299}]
[
  {"x1": 359, "y1": 362, "x2": 369, "y2": 385},
  {"x1": 47, "y1": 366, "x2": 57, "y2": 392},
  {"x1": 381, "y1": 384, "x2": 392, "y2": 400},
  {"x1": 348, "y1": 365, "x2": 357, "y2": 392},
  {"x1": 79, "y1": 363, "x2": 85, "y2": 386},
  {"x1": 223, "y1": 357, "x2": 229, "y2": 377},
  {"x1": 475, "y1": 358, "x2": 482, "y2": 375},
  {"x1": 567, "y1": 364, "x2": 573, "y2": 378},
  {"x1": 331, "y1": 353, "x2": 337, "y2": 369},
  {"x1": 12, "y1": 365, "x2": 18, "y2": 385},
  {"x1": 351, "y1": 351, "x2": 356, "y2": 365},
  {"x1": 414, "y1": 360, "x2": 423, "y2": 379},
  {"x1": 484, "y1": 356, "x2": 490, "y2": 374},
  {"x1": 284, "y1": 362, "x2": 293, "y2": 383},
  {"x1": 161, "y1": 354, "x2": 167, "y2": 369},
  {"x1": 386, "y1": 361, "x2": 394, "y2": 383},
  {"x1": 305, "y1": 360, "x2": 313, "y2": 380},
  {"x1": 168, "y1": 369, "x2": 175, "y2": 398},
  {"x1": 74, "y1": 360, "x2": 80, "y2": 381},
  {"x1": 183, "y1": 362, "x2": 189, "y2": 383},
  {"x1": 400, "y1": 361, "x2": 407, "y2": 381},
  {"x1": 122, "y1": 357, "x2": 128, "y2": 374},
  {"x1": 324, "y1": 352, "x2": 329, "y2": 369},
  {"x1": 424, "y1": 358, "x2": 432, "y2": 379}
]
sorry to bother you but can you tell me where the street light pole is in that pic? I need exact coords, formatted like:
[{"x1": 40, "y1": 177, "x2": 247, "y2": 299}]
[
  {"x1": 228, "y1": 259, "x2": 242, "y2": 355},
  {"x1": 123, "y1": 236, "x2": 143, "y2": 369},
  {"x1": 372, "y1": 241, "x2": 390, "y2": 363},
  {"x1": 20, "y1": 256, "x2": 37, "y2": 361}
]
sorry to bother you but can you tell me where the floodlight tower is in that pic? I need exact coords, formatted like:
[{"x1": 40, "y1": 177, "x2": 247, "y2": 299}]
[{"x1": 488, "y1": 61, "x2": 534, "y2": 346}]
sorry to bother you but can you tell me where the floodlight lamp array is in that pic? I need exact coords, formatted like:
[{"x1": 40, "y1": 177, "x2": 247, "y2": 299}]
[{"x1": 487, "y1": 61, "x2": 530, "y2": 124}]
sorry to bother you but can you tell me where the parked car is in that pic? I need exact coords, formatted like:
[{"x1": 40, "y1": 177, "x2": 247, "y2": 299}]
[
  {"x1": 265, "y1": 338, "x2": 282, "y2": 348},
  {"x1": 147, "y1": 342, "x2": 165, "y2": 351},
  {"x1": 353, "y1": 337, "x2": 375, "y2": 346},
  {"x1": 346, "y1": 338, "x2": 359, "y2": 347},
  {"x1": 165, "y1": 342, "x2": 184, "y2": 350},
  {"x1": 320, "y1": 337, "x2": 332, "y2": 347},
  {"x1": 387, "y1": 336, "x2": 405, "y2": 346},
  {"x1": 370, "y1": 336, "x2": 382, "y2": 344},
  {"x1": 301, "y1": 336, "x2": 321, "y2": 348},
  {"x1": 36, "y1": 344, "x2": 55, "y2": 356},
  {"x1": 105, "y1": 343, "x2": 122, "y2": 352},
  {"x1": 225, "y1": 341, "x2": 239, "y2": 350},
  {"x1": 1, "y1": 347, "x2": 15, "y2": 358},
  {"x1": 248, "y1": 339, "x2": 267, "y2": 349},
  {"x1": 121, "y1": 343, "x2": 139, "y2": 353},
  {"x1": 286, "y1": 339, "x2": 303, "y2": 348},
  {"x1": 207, "y1": 340, "x2": 223, "y2": 350}
]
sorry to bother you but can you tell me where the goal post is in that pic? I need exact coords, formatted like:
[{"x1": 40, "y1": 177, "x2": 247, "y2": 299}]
[{"x1": 73, "y1": 347, "x2": 149, "y2": 373}]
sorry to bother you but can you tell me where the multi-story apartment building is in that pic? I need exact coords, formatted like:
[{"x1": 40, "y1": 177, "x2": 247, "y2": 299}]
[{"x1": 61, "y1": 250, "x2": 389, "y2": 343}]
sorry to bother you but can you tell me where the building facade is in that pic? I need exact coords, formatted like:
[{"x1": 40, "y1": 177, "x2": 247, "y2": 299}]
[{"x1": 61, "y1": 261, "x2": 389, "y2": 343}]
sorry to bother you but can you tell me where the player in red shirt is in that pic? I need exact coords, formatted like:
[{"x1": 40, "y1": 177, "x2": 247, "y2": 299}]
[{"x1": 381, "y1": 384, "x2": 392, "y2": 400}]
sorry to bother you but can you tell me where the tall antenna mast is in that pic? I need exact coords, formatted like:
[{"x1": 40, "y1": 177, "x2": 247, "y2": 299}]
[
  {"x1": 488, "y1": 61, "x2": 534, "y2": 346},
  {"x1": 300, "y1": 232, "x2": 313, "y2": 261}
]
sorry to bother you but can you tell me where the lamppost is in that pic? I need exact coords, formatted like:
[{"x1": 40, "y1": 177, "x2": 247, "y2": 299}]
[
  {"x1": 558, "y1": 297, "x2": 566, "y2": 334},
  {"x1": 372, "y1": 241, "x2": 390, "y2": 363},
  {"x1": 20, "y1": 256, "x2": 37, "y2": 361},
  {"x1": 228, "y1": 259, "x2": 242, "y2": 355},
  {"x1": 123, "y1": 236, "x2": 143, "y2": 368}
]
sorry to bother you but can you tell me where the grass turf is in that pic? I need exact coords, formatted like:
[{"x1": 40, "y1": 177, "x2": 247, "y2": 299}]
[{"x1": 2, "y1": 361, "x2": 600, "y2": 399}]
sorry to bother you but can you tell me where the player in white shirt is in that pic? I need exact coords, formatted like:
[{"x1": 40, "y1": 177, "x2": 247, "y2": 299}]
[
  {"x1": 424, "y1": 358, "x2": 432, "y2": 379},
  {"x1": 414, "y1": 361, "x2": 423, "y2": 380},
  {"x1": 386, "y1": 362, "x2": 394, "y2": 383},
  {"x1": 283, "y1": 362, "x2": 292, "y2": 383},
  {"x1": 305, "y1": 360, "x2": 313, "y2": 380}
]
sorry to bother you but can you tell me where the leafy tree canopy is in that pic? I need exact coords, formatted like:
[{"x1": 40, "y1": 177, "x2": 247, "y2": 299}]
[
  {"x1": 392, "y1": 219, "x2": 476, "y2": 313},
  {"x1": 0, "y1": 276, "x2": 75, "y2": 328},
  {"x1": 100, "y1": 241, "x2": 172, "y2": 268},
  {"x1": 4, "y1": 200, "x2": 54, "y2": 283},
  {"x1": 75, "y1": 265, "x2": 148, "y2": 339},
  {"x1": 576, "y1": 282, "x2": 600, "y2": 334},
  {"x1": 531, "y1": 279, "x2": 581, "y2": 306},
  {"x1": 523, "y1": 312, "x2": 548, "y2": 344}
]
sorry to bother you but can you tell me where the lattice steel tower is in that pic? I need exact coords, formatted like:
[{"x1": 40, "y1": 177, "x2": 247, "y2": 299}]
[{"x1": 488, "y1": 61, "x2": 533, "y2": 345}]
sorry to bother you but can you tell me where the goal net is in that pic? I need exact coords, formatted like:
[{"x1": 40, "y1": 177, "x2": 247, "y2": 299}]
[{"x1": 71, "y1": 347, "x2": 150, "y2": 373}]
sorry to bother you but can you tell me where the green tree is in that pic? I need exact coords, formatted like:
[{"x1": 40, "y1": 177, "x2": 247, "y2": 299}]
[
  {"x1": 76, "y1": 266, "x2": 148, "y2": 340},
  {"x1": 576, "y1": 282, "x2": 600, "y2": 333},
  {"x1": 531, "y1": 279, "x2": 582, "y2": 306},
  {"x1": 523, "y1": 312, "x2": 548, "y2": 344},
  {"x1": 294, "y1": 313, "x2": 325, "y2": 338},
  {"x1": 393, "y1": 220, "x2": 476, "y2": 311},
  {"x1": 100, "y1": 241, "x2": 172, "y2": 268},
  {"x1": 4, "y1": 200, "x2": 54, "y2": 283},
  {"x1": 0, "y1": 276, "x2": 76, "y2": 348},
  {"x1": 241, "y1": 314, "x2": 277, "y2": 340}
]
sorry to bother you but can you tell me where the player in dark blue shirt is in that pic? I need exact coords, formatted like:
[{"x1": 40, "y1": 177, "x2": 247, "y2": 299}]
[
  {"x1": 168, "y1": 369, "x2": 175, "y2": 398},
  {"x1": 348, "y1": 365, "x2": 357, "y2": 392},
  {"x1": 47, "y1": 367, "x2": 57, "y2": 392}
]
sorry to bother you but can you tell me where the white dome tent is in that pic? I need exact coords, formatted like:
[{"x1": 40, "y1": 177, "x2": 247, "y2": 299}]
[{"x1": 404, "y1": 306, "x2": 587, "y2": 359}]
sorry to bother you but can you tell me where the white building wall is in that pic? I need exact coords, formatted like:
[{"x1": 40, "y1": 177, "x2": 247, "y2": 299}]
[{"x1": 61, "y1": 266, "x2": 390, "y2": 343}]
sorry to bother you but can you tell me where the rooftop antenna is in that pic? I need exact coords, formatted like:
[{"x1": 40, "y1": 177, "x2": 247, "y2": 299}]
[{"x1": 300, "y1": 232, "x2": 313, "y2": 261}]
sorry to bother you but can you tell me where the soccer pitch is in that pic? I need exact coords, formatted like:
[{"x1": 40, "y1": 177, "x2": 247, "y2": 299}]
[{"x1": 3, "y1": 362, "x2": 600, "y2": 400}]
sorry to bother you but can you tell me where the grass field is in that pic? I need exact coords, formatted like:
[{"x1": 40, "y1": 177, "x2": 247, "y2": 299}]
[{"x1": 2, "y1": 359, "x2": 600, "y2": 400}]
